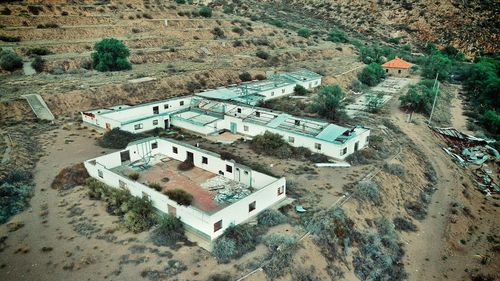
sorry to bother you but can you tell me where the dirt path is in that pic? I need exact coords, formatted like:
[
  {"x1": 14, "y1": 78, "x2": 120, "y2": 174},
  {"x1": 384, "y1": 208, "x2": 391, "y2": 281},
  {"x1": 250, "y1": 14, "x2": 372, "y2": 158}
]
[
  {"x1": 449, "y1": 85, "x2": 473, "y2": 134},
  {"x1": 390, "y1": 102, "x2": 463, "y2": 280}
]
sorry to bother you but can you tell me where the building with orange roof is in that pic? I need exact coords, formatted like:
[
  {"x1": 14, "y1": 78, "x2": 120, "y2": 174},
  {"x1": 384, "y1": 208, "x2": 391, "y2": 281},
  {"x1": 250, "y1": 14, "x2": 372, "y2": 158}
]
[{"x1": 382, "y1": 57, "x2": 412, "y2": 77}]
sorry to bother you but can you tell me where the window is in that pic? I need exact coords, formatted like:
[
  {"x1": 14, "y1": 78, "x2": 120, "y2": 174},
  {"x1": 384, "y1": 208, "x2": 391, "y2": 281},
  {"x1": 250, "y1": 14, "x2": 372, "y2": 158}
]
[
  {"x1": 244, "y1": 171, "x2": 249, "y2": 175},
  {"x1": 153, "y1": 106, "x2": 159, "y2": 114},
  {"x1": 172, "y1": 146, "x2": 178, "y2": 154},
  {"x1": 341, "y1": 147, "x2": 348, "y2": 155},
  {"x1": 255, "y1": 111, "x2": 260, "y2": 117},
  {"x1": 151, "y1": 142, "x2": 158, "y2": 149},
  {"x1": 226, "y1": 165, "x2": 233, "y2": 173},
  {"x1": 237, "y1": 108, "x2": 242, "y2": 113},
  {"x1": 164, "y1": 104, "x2": 169, "y2": 109},
  {"x1": 214, "y1": 220, "x2": 223, "y2": 232},
  {"x1": 244, "y1": 125, "x2": 249, "y2": 132},
  {"x1": 278, "y1": 185, "x2": 284, "y2": 195},
  {"x1": 386, "y1": 69, "x2": 389, "y2": 73},
  {"x1": 119, "y1": 180, "x2": 127, "y2": 190},
  {"x1": 398, "y1": 69, "x2": 402, "y2": 74},
  {"x1": 271, "y1": 91, "x2": 274, "y2": 96},
  {"x1": 288, "y1": 136, "x2": 295, "y2": 143},
  {"x1": 202, "y1": 156, "x2": 208, "y2": 164},
  {"x1": 315, "y1": 143, "x2": 321, "y2": 150},
  {"x1": 153, "y1": 119, "x2": 158, "y2": 125},
  {"x1": 98, "y1": 169, "x2": 103, "y2": 178},
  {"x1": 249, "y1": 201, "x2": 256, "y2": 212},
  {"x1": 294, "y1": 120, "x2": 300, "y2": 126},
  {"x1": 180, "y1": 101, "x2": 184, "y2": 106},
  {"x1": 134, "y1": 123, "x2": 143, "y2": 130}
]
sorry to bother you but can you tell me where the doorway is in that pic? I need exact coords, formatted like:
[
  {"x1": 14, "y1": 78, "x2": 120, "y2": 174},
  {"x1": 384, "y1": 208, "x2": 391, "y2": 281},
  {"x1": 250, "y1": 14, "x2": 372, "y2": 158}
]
[
  {"x1": 186, "y1": 151, "x2": 194, "y2": 163},
  {"x1": 354, "y1": 141, "x2": 359, "y2": 152},
  {"x1": 120, "y1": 150, "x2": 130, "y2": 163},
  {"x1": 164, "y1": 119, "x2": 170, "y2": 129},
  {"x1": 230, "y1": 122, "x2": 237, "y2": 133}
]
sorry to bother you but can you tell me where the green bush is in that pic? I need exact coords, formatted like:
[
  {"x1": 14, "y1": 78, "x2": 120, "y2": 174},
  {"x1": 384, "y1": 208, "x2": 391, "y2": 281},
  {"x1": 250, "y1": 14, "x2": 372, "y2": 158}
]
[
  {"x1": 199, "y1": 6, "x2": 212, "y2": 18},
  {"x1": 366, "y1": 92, "x2": 385, "y2": 113},
  {"x1": 263, "y1": 234, "x2": 300, "y2": 279},
  {"x1": 98, "y1": 128, "x2": 146, "y2": 149},
  {"x1": 122, "y1": 196, "x2": 155, "y2": 233},
  {"x1": 256, "y1": 49, "x2": 270, "y2": 60},
  {"x1": 358, "y1": 63, "x2": 385, "y2": 86},
  {"x1": 164, "y1": 188, "x2": 193, "y2": 206},
  {"x1": 422, "y1": 53, "x2": 452, "y2": 81},
  {"x1": 0, "y1": 35, "x2": 21, "y2": 42},
  {"x1": 293, "y1": 84, "x2": 308, "y2": 95},
  {"x1": 399, "y1": 79, "x2": 439, "y2": 115},
  {"x1": 297, "y1": 28, "x2": 311, "y2": 38},
  {"x1": 269, "y1": 19, "x2": 285, "y2": 27},
  {"x1": 150, "y1": 214, "x2": 185, "y2": 247},
  {"x1": 309, "y1": 85, "x2": 345, "y2": 120},
  {"x1": 251, "y1": 131, "x2": 293, "y2": 158},
  {"x1": 383, "y1": 163, "x2": 405, "y2": 178},
  {"x1": 0, "y1": 50, "x2": 23, "y2": 71},
  {"x1": 26, "y1": 47, "x2": 52, "y2": 56},
  {"x1": 0, "y1": 169, "x2": 34, "y2": 224},
  {"x1": 257, "y1": 209, "x2": 286, "y2": 226},
  {"x1": 175, "y1": 0, "x2": 186, "y2": 3},
  {"x1": 393, "y1": 216, "x2": 418, "y2": 232},
  {"x1": 37, "y1": 23, "x2": 60, "y2": 29},
  {"x1": 149, "y1": 183, "x2": 162, "y2": 192},
  {"x1": 91, "y1": 38, "x2": 132, "y2": 72},
  {"x1": 231, "y1": 26, "x2": 244, "y2": 36},
  {"x1": 211, "y1": 27, "x2": 225, "y2": 39},
  {"x1": 207, "y1": 272, "x2": 232, "y2": 281},
  {"x1": 239, "y1": 71, "x2": 252, "y2": 82},
  {"x1": 212, "y1": 224, "x2": 261, "y2": 263},
  {"x1": 355, "y1": 180, "x2": 381, "y2": 205},
  {"x1": 128, "y1": 173, "x2": 140, "y2": 181},
  {"x1": 328, "y1": 29, "x2": 348, "y2": 43},
  {"x1": 31, "y1": 55, "x2": 45, "y2": 72}
]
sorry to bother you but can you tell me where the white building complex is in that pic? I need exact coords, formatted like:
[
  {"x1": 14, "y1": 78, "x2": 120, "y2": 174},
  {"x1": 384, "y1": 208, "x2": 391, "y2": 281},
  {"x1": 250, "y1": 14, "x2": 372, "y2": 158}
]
[
  {"x1": 81, "y1": 69, "x2": 370, "y2": 160},
  {"x1": 84, "y1": 137, "x2": 287, "y2": 241}
]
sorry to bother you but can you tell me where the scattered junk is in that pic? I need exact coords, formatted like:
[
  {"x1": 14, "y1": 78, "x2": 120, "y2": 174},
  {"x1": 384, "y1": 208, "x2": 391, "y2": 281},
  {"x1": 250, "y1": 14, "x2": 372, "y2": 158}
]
[
  {"x1": 315, "y1": 162, "x2": 351, "y2": 168},
  {"x1": 432, "y1": 126, "x2": 499, "y2": 195},
  {"x1": 295, "y1": 205, "x2": 307, "y2": 213},
  {"x1": 201, "y1": 175, "x2": 252, "y2": 204}
]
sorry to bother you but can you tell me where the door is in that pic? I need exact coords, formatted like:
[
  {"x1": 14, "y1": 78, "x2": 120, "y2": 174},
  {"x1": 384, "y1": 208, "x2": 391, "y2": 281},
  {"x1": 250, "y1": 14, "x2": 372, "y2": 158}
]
[
  {"x1": 354, "y1": 141, "x2": 359, "y2": 152},
  {"x1": 120, "y1": 150, "x2": 130, "y2": 163},
  {"x1": 186, "y1": 151, "x2": 194, "y2": 163},
  {"x1": 235, "y1": 165, "x2": 252, "y2": 186},
  {"x1": 164, "y1": 119, "x2": 169, "y2": 129},
  {"x1": 230, "y1": 122, "x2": 237, "y2": 133},
  {"x1": 105, "y1": 123, "x2": 111, "y2": 130}
]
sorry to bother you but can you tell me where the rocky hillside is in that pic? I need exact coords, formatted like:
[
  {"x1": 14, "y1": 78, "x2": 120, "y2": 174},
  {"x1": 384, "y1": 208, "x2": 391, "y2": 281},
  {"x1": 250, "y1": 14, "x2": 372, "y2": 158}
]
[{"x1": 240, "y1": 0, "x2": 499, "y2": 56}]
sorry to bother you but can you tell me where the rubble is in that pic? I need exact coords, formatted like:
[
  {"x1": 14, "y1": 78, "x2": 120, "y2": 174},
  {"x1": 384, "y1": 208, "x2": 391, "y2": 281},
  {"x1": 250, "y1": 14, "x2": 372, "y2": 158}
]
[{"x1": 201, "y1": 175, "x2": 252, "y2": 204}]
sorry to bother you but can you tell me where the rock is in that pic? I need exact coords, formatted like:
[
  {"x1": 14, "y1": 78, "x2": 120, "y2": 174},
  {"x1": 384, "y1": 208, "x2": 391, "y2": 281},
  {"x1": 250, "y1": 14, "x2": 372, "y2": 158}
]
[{"x1": 6, "y1": 221, "x2": 24, "y2": 232}]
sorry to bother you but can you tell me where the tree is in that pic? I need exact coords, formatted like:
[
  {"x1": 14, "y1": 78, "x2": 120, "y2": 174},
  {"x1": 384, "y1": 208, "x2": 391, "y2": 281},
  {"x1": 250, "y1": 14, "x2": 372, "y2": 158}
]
[
  {"x1": 297, "y1": 28, "x2": 311, "y2": 38},
  {"x1": 422, "y1": 53, "x2": 452, "y2": 81},
  {"x1": 0, "y1": 50, "x2": 23, "y2": 71},
  {"x1": 358, "y1": 63, "x2": 385, "y2": 86},
  {"x1": 328, "y1": 29, "x2": 348, "y2": 43},
  {"x1": 293, "y1": 85, "x2": 308, "y2": 96},
  {"x1": 481, "y1": 110, "x2": 500, "y2": 135},
  {"x1": 91, "y1": 38, "x2": 132, "y2": 72},
  {"x1": 310, "y1": 85, "x2": 345, "y2": 120},
  {"x1": 31, "y1": 55, "x2": 45, "y2": 72},
  {"x1": 399, "y1": 80, "x2": 438, "y2": 116}
]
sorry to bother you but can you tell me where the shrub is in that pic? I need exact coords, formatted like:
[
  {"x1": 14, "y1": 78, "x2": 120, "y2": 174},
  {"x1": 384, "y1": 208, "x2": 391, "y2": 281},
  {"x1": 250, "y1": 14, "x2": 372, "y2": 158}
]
[
  {"x1": 255, "y1": 73, "x2": 266, "y2": 80},
  {"x1": 122, "y1": 196, "x2": 155, "y2": 233},
  {"x1": 399, "y1": 80, "x2": 439, "y2": 115},
  {"x1": 0, "y1": 35, "x2": 20, "y2": 42},
  {"x1": 91, "y1": 38, "x2": 132, "y2": 72},
  {"x1": 251, "y1": 131, "x2": 292, "y2": 158},
  {"x1": 257, "y1": 209, "x2": 286, "y2": 226},
  {"x1": 404, "y1": 201, "x2": 427, "y2": 220},
  {"x1": 164, "y1": 188, "x2": 193, "y2": 206},
  {"x1": 212, "y1": 224, "x2": 261, "y2": 263},
  {"x1": 383, "y1": 163, "x2": 405, "y2": 178},
  {"x1": 61, "y1": 11, "x2": 68, "y2": 16},
  {"x1": 223, "y1": 4, "x2": 234, "y2": 14},
  {"x1": 293, "y1": 84, "x2": 308, "y2": 95},
  {"x1": 207, "y1": 272, "x2": 232, "y2": 281},
  {"x1": 297, "y1": 28, "x2": 311, "y2": 38},
  {"x1": 328, "y1": 29, "x2": 348, "y2": 43},
  {"x1": 233, "y1": 40, "x2": 242, "y2": 47},
  {"x1": 51, "y1": 163, "x2": 89, "y2": 190},
  {"x1": 175, "y1": 0, "x2": 186, "y2": 3},
  {"x1": 149, "y1": 183, "x2": 162, "y2": 192},
  {"x1": 309, "y1": 85, "x2": 345, "y2": 120},
  {"x1": 142, "y1": 13, "x2": 153, "y2": 19},
  {"x1": 393, "y1": 216, "x2": 418, "y2": 232},
  {"x1": 129, "y1": 173, "x2": 140, "y2": 181},
  {"x1": 0, "y1": 50, "x2": 23, "y2": 71},
  {"x1": 0, "y1": 182, "x2": 33, "y2": 224},
  {"x1": 306, "y1": 207, "x2": 354, "y2": 262},
  {"x1": 98, "y1": 128, "x2": 146, "y2": 149},
  {"x1": 239, "y1": 71, "x2": 252, "y2": 82},
  {"x1": 355, "y1": 180, "x2": 381, "y2": 205},
  {"x1": 1, "y1": 8, "x2": 11, "y2": 15},
  {"x1": 292, "y1": 267, "x2": 321, "y2": 281},
  {"x1": 28, "y1": 5, "x2": 44, "y2": 15},
  {"x1": 358, "y1": 63, "x2": 385, "y2": 86},
  {"x1": 150, "y1": 214, "x2": 185, "y2": 247},
  {"x1": 31, "y1": 55, "x2": 45, "y2": 72},
  {"x1": 178, "y1": 160, "x2": 194, "y2": 171},
  {"x1": 2, "y1": 169, "x2": 32, "y2": 184},
  {"x1": 263, "y1": 234, "x2": 300, "y2": 279},
  {"x1": 231, "y1": 26, "x2": 244, "y2": 36},
  {"x1": 37, "y1": 23, "x2": 60, "y2": 29},
  {"x1": 26, "y1": 47, "x2": 52, "y2": 56},
  {"x1": 256, "y1": 49, "x2": 270, "y2": 60},
  {"x1": 269, "y1": 19, "x2": 284, "y2": 27},
  {"x1": 199, "y1": 6, "x2": 212, "y2": 18},
  {"x1": 422, "y1": 53, "x2": 452, "y2": 81},
  {"x1": 211, "y1": 27, "x2": 225, "y2": 39}
]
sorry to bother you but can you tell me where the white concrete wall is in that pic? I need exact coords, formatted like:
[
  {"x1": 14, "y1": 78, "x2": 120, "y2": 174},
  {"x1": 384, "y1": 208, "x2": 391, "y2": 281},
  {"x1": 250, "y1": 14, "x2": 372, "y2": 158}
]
[
  {"x1": 170, "y1": 117, "x2": 218, "y2": 136},
  {"x1": 260, "y1": 84, "x2": 296, "y2": 101},
  {"x1": 295, "y1": 78, "x2": 322, "y2": 90},
  {"x1": 84, "y1": 138, "x2": 286, "y2": 240}
]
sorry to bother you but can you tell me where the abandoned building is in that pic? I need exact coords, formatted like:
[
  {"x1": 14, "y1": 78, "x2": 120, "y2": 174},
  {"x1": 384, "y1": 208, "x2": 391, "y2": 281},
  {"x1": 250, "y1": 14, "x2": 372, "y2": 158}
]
[
  {"x1": 81, "y1": 69, "x2": 370, "y2": 159},
  {"x1": 84, "y1": 137, "x2": 286, "y2": 241},
  {"x1": 382, "y1": 57, "x2": 412, "y2": 77}
]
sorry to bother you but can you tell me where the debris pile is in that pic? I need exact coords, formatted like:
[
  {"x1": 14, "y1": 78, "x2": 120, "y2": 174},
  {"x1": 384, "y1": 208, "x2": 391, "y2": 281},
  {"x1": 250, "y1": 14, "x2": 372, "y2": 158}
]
[{"x1": 201, "y1": 175, "x2": 251, "y2": 204}]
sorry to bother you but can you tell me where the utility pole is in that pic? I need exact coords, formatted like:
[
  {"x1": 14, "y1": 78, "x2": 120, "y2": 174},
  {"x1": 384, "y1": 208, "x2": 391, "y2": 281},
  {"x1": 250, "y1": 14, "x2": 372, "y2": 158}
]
[{"x1": 428, "y1": 72, "x2": 440, "y2": 126}]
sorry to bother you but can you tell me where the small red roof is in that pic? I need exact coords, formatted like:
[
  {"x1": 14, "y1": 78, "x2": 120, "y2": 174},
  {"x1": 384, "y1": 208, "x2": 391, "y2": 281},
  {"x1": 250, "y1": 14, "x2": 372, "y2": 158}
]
[{"x1": 382, "y1": 57, "x2": 412, "y2": 69}]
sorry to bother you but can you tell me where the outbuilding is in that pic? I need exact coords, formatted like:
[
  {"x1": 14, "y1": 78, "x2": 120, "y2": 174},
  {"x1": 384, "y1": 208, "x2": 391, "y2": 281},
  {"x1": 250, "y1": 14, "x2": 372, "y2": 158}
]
[{"x1": 382, "y1": 57, "x2": 412, "y2": 77}]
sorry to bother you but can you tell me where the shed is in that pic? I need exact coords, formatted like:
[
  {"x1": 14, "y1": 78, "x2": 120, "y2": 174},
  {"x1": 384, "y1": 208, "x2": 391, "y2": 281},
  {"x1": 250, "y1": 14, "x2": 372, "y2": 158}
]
[{"x1": 382, "y1": 57, "x2": 412, "y2": 77}]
